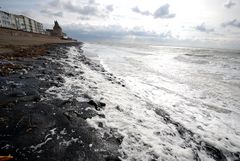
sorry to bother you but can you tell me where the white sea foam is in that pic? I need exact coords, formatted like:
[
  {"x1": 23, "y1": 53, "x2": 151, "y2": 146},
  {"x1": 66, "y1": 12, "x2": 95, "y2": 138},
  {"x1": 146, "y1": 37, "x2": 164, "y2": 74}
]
[
  {"x1": 30, "y1": 138, "x2": 52, "y2": 151},
  {"x1": 59, "y1": 137, "x2": 79, "y2": 147}
]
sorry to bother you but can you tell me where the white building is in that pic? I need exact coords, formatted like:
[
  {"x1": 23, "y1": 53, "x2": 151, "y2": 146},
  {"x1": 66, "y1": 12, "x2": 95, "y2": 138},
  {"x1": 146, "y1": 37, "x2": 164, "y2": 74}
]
[
  {"x1": 0, "y1": 10, "x2": 17, "y2": 29},
  {"x1": 0, "y1": 10, "x2": 44, "y2": 34},
  {"x1": 0, "y1": 11, "x2": 11, "y2": 28},
  {"x1": 15, "y1": 15, "x2": 25, "y2": 30},
  {"x1": 35, "y1": 21, "x2": 44, "y2": 33}
]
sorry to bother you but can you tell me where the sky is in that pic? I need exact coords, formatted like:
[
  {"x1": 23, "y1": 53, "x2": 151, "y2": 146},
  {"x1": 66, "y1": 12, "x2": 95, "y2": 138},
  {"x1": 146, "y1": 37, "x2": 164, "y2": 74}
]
[{"x1": 1, "y1": 0, "x2": 240, "y2": 49}]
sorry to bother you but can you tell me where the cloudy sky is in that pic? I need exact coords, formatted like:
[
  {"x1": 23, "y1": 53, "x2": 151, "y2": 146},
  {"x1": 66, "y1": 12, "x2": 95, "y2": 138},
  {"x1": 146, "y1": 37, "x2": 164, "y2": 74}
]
[{"x1": 1, "y1": 0, "x2": 240, "y2": 49}]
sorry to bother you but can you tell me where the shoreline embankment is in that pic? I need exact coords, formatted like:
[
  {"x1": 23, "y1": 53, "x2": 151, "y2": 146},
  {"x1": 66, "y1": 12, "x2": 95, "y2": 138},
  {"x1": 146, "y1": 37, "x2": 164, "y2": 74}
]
[
  {"x1": 0, "y1": 31, "x2": 121, "y2": 160},
  {"x1": 0, "y1": 26, "x2": 81, "y2": 72},
  {"x1": 0, "y1": 27, "x2": 79, "y2": 56},
  {"x1": 0, "y1": 27, "x2": 76, "y2": 46}
]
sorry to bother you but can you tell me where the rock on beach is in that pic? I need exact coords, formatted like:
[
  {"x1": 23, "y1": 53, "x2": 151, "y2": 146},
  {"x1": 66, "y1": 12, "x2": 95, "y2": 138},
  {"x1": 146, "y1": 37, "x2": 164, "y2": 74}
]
[{"x1": 0, "y1": 43, "x2": 121, "y2": 161}]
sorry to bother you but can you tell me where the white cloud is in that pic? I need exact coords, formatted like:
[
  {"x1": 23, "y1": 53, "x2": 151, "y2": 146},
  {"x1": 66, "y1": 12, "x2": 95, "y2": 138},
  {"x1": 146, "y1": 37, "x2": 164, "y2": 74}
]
[
  {"x1": 132, "y1": 6, "x2": 151, "y2": 16},
  {"x1": 40, "y1": 9, "x2": 63, "y2": 17},
  {"x1": 62, "y1": 23, "x2": 176, "y2": 42},
  {"x1": 46, "y1": 0, "x2": 111, "y2": 18},
  {"x1": 153, "y1": 4, "x2": 175, "y2": 19},
  {"x1": 222, "y1": 19, "x2": 240, "y2": 28},
  {"x1": 106, "y1": 5, "x2": 114, "y2": 12},
  {"x1": 61, "y1": 1, "x2": 99, "y2": 16},
  {"x1": 195, "y1": 23, "x2": 215, "y2": 33},
  {"x1": 132, "y1": 4, "x2": 175, "y2": 19},
  {"x1": 224, "y1": 0, "x2": 236, "y2": 8}
]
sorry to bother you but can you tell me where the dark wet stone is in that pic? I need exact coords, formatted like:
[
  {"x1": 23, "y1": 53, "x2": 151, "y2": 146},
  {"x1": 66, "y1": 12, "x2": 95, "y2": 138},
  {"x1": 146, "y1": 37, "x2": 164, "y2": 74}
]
[
  {"x1": 42, "y1": 70, "x2": 47, "y2": 74},
  {"x1": 88, "y1": 100, "x2": 106, "y2": 111},
  {"x1": 98, "y1": 122, "x2": 104, "y2": 128},
  {"x1": 0, "y1": 95, "x2": 18, "y2": 108},
  {"x1": 0, "y1": 43, "x2": 121, "y2": 161},
  {"x1": 116, "y1": 136, "x2": 124, "y2": 144},
  {"x1": 105, "y1": 156, "x2": 121, "y2": 161},
  {"x1": 26, "y1": 90, "x2": 40, "y2": 97},
  {"x1": 49, "y1": 81, "x2": 61, "y2": 87},
  {"x1": 67, "y1": 72, "x2": 75, "y2": 77},
  {"x1": 82, "y1": 93, "x2": 92, "y2": 99},
  {"x1": 19, "y1": 75, "x2": 25, "y2": 79},
  {"x1": 99, "y1": 101, "x2": 106, "y2": 107},
  {"x1": 9, "y1": 90, "x2": 26, "y2": 97},
  {"x1": 88, "y1": 100, "x2": 98, "y2": 109},
  {"x1": 63, "y1": 111, "x2": 72, "y2": 121},
  {"x1": 18, "y1": 95, "x2": 40, "y2": 102},
  {"x1": 61, "y1": 99, "x2": 73, "y2": 106},
  {"x1": 234, "y1": 152, "x2": 240, "y2": 158},
  {"x1": 98, "y1": 114, "x2": 106, "y2": 118},
  {"x1": 56, "y1": 76, "x2": 65, "y2": 83},
  {"x1": 115, "y1": 106, "x2": 123, "y2": 112},
  {"x1": 5, "y1": 102, "x2": 16, "y2": 108},
  {"x1": 204, "y1": 142, "x2": 227, "y2": 161}
]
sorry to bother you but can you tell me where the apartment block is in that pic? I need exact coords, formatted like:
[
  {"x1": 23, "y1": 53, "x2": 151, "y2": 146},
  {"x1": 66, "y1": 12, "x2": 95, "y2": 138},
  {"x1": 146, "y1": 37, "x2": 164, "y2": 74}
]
[{"x1": 0, "y1": 10, "x2": 44, "y2": 34}]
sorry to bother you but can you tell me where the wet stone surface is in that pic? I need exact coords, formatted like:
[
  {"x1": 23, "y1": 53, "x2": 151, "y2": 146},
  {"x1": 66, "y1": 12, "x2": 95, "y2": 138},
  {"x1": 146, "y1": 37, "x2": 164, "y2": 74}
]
[{"x1": 0, "y1": 44, "x2": 121, "y2": 161}]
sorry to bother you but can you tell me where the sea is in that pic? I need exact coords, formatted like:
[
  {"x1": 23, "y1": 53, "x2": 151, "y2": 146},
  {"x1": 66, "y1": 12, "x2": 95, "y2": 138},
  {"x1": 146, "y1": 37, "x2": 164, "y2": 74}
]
[{"x1": 48, "y1": 42, "x2": 240, "y2": 161}]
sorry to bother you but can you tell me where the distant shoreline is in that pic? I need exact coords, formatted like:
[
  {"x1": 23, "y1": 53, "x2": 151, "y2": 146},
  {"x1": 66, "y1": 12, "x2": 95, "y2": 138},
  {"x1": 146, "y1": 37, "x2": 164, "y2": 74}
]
[
  {"x1": 0, "y1": 26, "x2": 82, "y2": 58},
  {"x1": 0, "y1": 26, "x2": 80, "y2": 48}
]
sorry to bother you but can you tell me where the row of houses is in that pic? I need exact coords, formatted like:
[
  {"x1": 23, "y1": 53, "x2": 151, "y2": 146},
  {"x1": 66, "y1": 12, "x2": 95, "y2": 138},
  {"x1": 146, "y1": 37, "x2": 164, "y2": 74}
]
[{"x1": 0, "y1": 10, "x2": 44, "y2": 34}]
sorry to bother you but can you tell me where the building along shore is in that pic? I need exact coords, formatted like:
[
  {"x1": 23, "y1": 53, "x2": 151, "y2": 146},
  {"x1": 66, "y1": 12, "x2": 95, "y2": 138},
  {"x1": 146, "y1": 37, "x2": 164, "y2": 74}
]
[
  {"x1": 0, "y1": 10, "x2": 77, "y2": 49},
  {"x1": 0, "y1": 10, "x2": 44, "y2": 34}
]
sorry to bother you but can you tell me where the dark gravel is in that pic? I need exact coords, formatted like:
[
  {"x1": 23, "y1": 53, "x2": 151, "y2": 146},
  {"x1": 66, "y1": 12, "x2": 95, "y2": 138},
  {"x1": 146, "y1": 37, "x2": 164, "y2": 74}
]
[{"x1": 0, "y1": 43, "x2": 121, "y2": 161}]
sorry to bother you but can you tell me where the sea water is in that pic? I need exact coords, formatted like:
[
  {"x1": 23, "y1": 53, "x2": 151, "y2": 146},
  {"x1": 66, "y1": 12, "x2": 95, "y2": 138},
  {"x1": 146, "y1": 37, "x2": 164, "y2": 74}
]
[{"x1": 49, "y1": 42, "x2": 240, "y2": 161}]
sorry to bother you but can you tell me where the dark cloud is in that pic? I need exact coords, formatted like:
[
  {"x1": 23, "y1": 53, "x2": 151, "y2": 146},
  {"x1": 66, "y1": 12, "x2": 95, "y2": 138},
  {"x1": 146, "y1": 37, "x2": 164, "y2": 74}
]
[
  {"x1": 224, "y1": 0, "x2": 236, "y2": 8},
  {"x1": 53, "y1": 12, "x2": 63, "y2": 17},
  {"x1": 132, "y1": 4, "x2": 175, "y2": 19},
  {"x1": 47, "y1": 0, "x2": 110, "y2": 18},
  {"x1": 41, "y1": 9, "x2": 63, "y2": 17},
  {"x1": 88, "y1": 0, "x2": 95, "y2": 4},
  {"x1": 132, "y1": 6, "x2": 151, "y2": 16},
  {"x1": 222, "y1": 19, "x2": 240, "y2": 28},
  {"x1": 62, "y1": 23, "x2": 240, "y2": 50},
  {"x1": 77, "y1": 16, "x2": 91, "y2": 21},
  {"x1": 49, "y1": 0, "x2": 61, "y2": 7},
  {"x1": 195, "y1": 23, "x2": 215, "y2": 33},
  {"x1": 63, "y1": 23, "x2": 172, "y2": 41},
  {"x1": 106, "y1": 5, "x2": 114, "y2": 12},
  {"x1": 153, "y1": 4, "x2": 175, "y2": 19},
  {"x1": 64, "y1": 1, "x2": 98, "y2": 16}
]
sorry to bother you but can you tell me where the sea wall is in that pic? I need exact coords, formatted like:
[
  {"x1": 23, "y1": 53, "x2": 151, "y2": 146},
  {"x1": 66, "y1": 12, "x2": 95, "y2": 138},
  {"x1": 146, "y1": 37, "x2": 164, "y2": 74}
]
[{"x1": 0, "y1": 27, "x2": 76, "y2": 46}]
